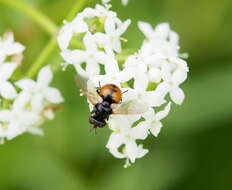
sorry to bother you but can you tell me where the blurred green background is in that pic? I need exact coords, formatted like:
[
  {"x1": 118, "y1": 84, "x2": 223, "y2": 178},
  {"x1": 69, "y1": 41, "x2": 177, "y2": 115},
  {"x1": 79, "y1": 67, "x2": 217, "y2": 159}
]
[{"x1": 0, "y1": 0, "x2": 232, "y2": 189}]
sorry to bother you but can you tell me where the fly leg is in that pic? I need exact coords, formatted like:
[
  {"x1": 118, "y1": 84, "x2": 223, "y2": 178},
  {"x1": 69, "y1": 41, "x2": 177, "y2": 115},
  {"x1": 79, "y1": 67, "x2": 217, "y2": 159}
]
[
  {"x1": 96, "y1": 81, "x2": 101, "y2": 94},
  {"x1": 89, "y1": 127, "x2": 97, "y2": 135}
]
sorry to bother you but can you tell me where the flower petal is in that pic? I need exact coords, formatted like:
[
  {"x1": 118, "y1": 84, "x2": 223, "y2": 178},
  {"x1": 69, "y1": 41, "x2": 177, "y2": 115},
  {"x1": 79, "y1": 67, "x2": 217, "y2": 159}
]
[
  {"x1": 115, "y1": 19, "x2": 131, "y2": 36},
  {"x1": 0, "y1": 63, "x2": 17, "y2": 80},
  {"x1": 125, "y1": 140, "x2": 138, "y2": 163},
  {"x1": 83, "y1": 32, "x2": 97, "y2": 52},
  {"x1": 0, "y1": 81, "x2": 17, "y2": 99},
  {"x1": 106, "y1": 133, "x2": 124, "y2": 150},
  {"x1": 142, "y1": 108, "x2": 155, "y2": 122},
  {"x1": 144, "y1": 91, "x2": 166, "y2": 107},
  {"x1": 137, "y1": 144, "x2": 149, "y2": 158},
  {"x1": 118, "y1": 67, "x2": 134, "y2": 83},
  {"x1": 155, "y1": 82, "x2": 171, "y2": 97},
  {"x1": 61, "y1": 49, "x2": 87, "y2": 65},
  {"x1": 170, "y1": 87, "x2": 185, "y2": 105},
  {"x1": 19, "y1": 111, "x2": 39, "y2": 126},
  {"x1": 134, "y1": 73, "x2": 149, "y2": 92},
  {"x1": 131, "y1": 122, "x2": 149, "y2": 140},
  {"x1": 155, "y1": 23, "x2": 170, "y2": 40},
  {"x1": 172, "y1": 69, "x2": 187, "y2": 85},
  {"x1": 0, "y1": 110, "x2": 12, "y2": 122},
  {"x1": 31, "y1": 94, "x2": 44, "y2": 113},
  {"x1": 27, "y1": 127, "x2": 44, "y2": 136},
  {"x1": 148, "y1": 67, "x2": 162, "y2": 83},
  {"x1": 5, "y1": 123, "x2": 23, "y2": 140},
  {"x1": 103, "y1": 57, "x2": 119, "y2": 75},
  {"x1": 37, "y1": 65, "x2": 53, "y2": 87},
  {"x1": 106, "y1": 133, "x2": 125, "y2": 159},
  {"x1": 12, "y1": 91, "x2": 30, "y2": 111},
  {"x1": 156, "y1": 102, "x2": 171, "y2": 120},
  {"x1": 57, "y1": 22, "x2": 73, "y2": 50},
  {"x1": 104, "y1": 17, "x2": 119, "y2": 34},
  {"x1": 86, "y1": 60, "x2": 100, "y2": 76},
  {"x1": 150, "y1": 121, "x2": 162, "y2": 137},
  {"x1": 112, "y1": 38, "x2": 122, "y2": 53},
  {"x1": 44, "y1": 87, "x2": 64, "y2": 104},
  {"x1": 1, "y1": 32, "x2": 25, "y2": 56},
  {"x1": 138, "y1": 21, "x2": 154, "y2": 39},
  {"x1": 15, "y1": 79, "x2": 36, "y2": 91}
]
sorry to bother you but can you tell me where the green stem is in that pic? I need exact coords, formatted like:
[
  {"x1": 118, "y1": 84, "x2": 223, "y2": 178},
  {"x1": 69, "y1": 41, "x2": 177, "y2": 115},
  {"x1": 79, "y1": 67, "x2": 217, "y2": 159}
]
[
  {"x1": 25, "y1": 38, "x2": 57, "y2": 78},
  {"x1": 0, "y1": 0, "x2": 58, "y2": 35},
  {"x1": 66, "y1": 0, "x2": 88, "y2": 21},
  {"x1": 25, "y1": 0, "x2": 88, "y2": 78}
]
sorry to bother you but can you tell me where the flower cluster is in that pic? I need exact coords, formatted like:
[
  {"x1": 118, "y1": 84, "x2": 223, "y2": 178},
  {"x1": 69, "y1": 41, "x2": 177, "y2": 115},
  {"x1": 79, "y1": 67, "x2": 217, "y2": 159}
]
[
  {"x1": 58, "y1": 3, "x2": 188, "y2": 167},
  {"x1": 58, "y1": 4, "x2": 131, "y2": 77},
  {"x1": 0, "y1": 32, "x2": 64, "y2": 143},
  {"x1": 0, "y1": 32, "x2": 24, "y2": 100}
]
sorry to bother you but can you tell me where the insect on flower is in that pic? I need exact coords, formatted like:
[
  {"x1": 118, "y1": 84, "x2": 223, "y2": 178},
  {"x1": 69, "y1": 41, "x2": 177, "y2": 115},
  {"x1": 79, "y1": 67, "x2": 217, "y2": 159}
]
[{"x1": 75, "y1": 75, "x2": 149, "y2": 130}]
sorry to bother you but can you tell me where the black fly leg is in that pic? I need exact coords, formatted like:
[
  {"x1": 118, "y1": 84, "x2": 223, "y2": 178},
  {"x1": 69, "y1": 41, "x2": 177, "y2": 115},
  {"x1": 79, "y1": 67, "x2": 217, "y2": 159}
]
[
  {"x1": 89, "y1": 127, "x2": 97, "y2": 135},
  {"x1": 96, "y1": 81, "x2": 101, "y2": 94},
  {"x1": 122, "y1": 90, "x2": 128, "y2": 94}
]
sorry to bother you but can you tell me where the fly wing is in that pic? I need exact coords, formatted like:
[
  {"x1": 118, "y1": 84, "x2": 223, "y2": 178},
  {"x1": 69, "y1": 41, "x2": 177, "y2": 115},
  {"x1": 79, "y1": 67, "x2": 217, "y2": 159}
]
[
  {"x1": 75, "y1": 73, "x2": 89, "y2": 91},
  {"x1": 112, "y1": 100, "x2": 149, "y2": 115},
  {"x1": 75, "y1": 74, "x2": 99, "y2": 105}
]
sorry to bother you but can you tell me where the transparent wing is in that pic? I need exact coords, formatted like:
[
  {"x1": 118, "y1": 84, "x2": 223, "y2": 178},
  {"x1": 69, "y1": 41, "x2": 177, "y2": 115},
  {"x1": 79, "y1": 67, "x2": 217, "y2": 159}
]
[
  {"x1": 82, "y1": 90, "x2": 100, "y2": 106},
  {"x1": 75, "y1": 74, "x2": 99, "y2": 105},
  {"x1": 75, "y1": 74, "x2": 88, "y2": 91},
  {"x1": 112, "y1": 100, "x2": 149, "y2": 115}
]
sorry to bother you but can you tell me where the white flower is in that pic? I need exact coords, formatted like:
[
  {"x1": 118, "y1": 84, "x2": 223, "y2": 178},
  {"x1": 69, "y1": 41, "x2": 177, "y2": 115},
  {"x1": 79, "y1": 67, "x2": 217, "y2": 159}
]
[
  {"x1": 106, "y1": 115, "x2": 149, "y2": 164},
  {"x1": 0, "y1": 31, "x2": 63, "y2": 142},
  {"x1": 58, "y1": 4, "x2": 118, "y2": 51},
  {"x1": 123, "y1": 144, "x2": 148, "y2": 168},
  {"x1": 102, "y1": 0, "x2": 129, "y2": 6},
  {"x1": 0, "y1": 65, "x2": 64, "y2": 142},
  {"x1": 158, "y1": 61, "x2": 188, "y2": 105},
  {"x1": 94, "y1": 17, "x2": 131, "y2": 56},
  {"x1": 89, "y1": 4, "x2": 116, "y2": 18},
  {"x1": 138, "y1": 22, "x2": 179, "y2": 58},
  {"x1": 0, "y1": 63, "x2": 17, "y2": 99},
  {"x1": 15, "y1": 65, "x2": 64, "y2": 113},
  {"x1": 123, "y1": 54, "x2": 166, "y2": 107},
  {"x1": 0, "y1": 92, "x2": 39, "y2": 140},
  {"x1": 137, "y1": 21, "x2": 189, "y2": 105},
  {"x1": 58, "y1": 19, "x2": 88, "y2": 50},
  {"x1": 0, "y1": 32, "x2": 25, "y2": 63},
  {"x1": 91, "y1": 59, "x2": 134, "y2": 88},
  {"x1": 58, "y1": 3, "x2": 131, "y2": 70},
  {"x1": 0, "y1": 32, "x2": 25, "y2": 100},
  {"x1": 58, "y1": 2, "x2": 189, "y2": 167},
  {"x1": 142, "y1": 102, "x2": 171, "y2": 137},
  {"x1": 61, "y1": 32, "x2": 113, "y2": 77}
]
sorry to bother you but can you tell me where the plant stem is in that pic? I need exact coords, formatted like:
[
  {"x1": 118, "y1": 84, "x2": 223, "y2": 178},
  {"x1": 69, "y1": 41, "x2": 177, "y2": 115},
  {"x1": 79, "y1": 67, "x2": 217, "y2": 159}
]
[
  {"x1": 25, "y1": 38, "x2": 57, "y2": 78},
  {"x1": 0, "y1": 0, "x2": 58, "y2": 35},
  {"x1": 25, "y1": 0, "x2": 88, "y2": 78},
  {"x1": 66, "y1": 0, "x2": 88, "y2": 21}
]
